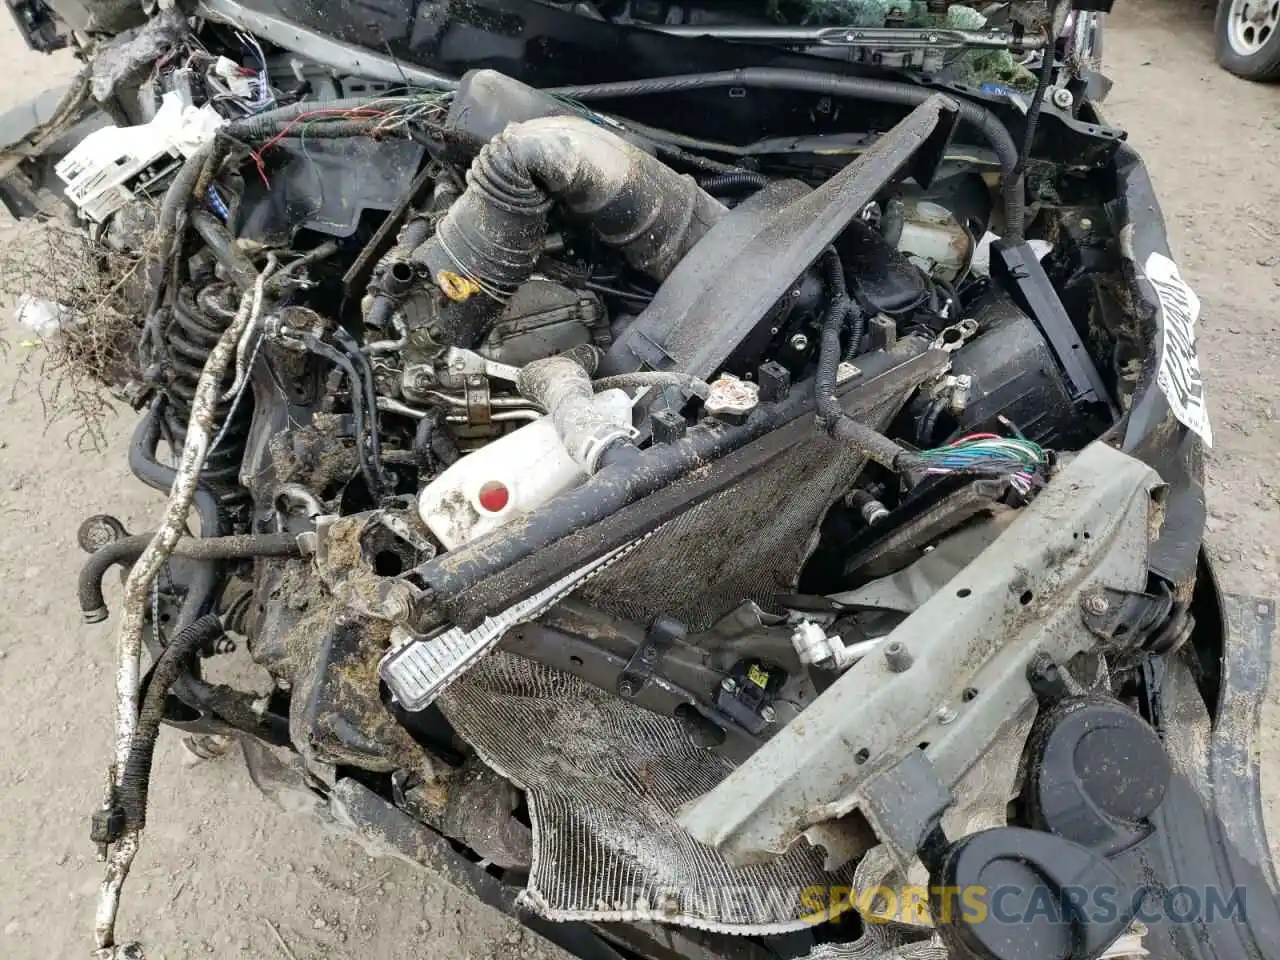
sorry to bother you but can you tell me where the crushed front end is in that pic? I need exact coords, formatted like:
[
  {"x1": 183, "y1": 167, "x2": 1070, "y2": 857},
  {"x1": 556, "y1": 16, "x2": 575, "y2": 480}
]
[{"x1": 6, "y1": 1, "x2": 1276, "y2": 958}]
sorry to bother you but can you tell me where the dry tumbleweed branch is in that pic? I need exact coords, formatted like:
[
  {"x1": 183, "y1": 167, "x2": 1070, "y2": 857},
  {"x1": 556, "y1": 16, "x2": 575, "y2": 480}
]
[{"x1": 0, "y1": 217, "x2": 155, "y2": 449}]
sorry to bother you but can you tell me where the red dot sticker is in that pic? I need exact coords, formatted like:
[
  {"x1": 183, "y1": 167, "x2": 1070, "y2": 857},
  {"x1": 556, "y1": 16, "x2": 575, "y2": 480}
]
[{"x1": 477, "y1": 480, "x2": 510, "y2": 513}]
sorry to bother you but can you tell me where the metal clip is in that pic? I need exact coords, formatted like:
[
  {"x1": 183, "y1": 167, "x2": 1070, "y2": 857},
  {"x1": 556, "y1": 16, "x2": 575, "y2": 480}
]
[
  {"x1": 932, "y1": 318, "x2": 979, "y2": 353},
  {"x1": 617, "y1": 617, "x2": 687, "y2": 698}
]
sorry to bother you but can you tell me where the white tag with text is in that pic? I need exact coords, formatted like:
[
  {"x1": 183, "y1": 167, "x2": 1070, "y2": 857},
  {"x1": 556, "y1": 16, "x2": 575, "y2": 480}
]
[{"x1": 1144, "y1": 252, "x2": 1213, "y2": 447}]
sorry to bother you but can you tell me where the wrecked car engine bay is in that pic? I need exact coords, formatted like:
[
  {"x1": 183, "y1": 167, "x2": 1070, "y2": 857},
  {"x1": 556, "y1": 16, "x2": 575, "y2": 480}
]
[{"x1": 9, "y1": 0, "x2": 1279, "y2": 958}]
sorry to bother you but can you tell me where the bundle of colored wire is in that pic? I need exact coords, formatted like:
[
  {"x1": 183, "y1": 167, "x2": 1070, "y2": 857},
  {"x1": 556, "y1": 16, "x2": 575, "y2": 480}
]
[
  {"x1": 917, "y1": 433, "x2": 1050, "y2": 496},
  {"x1": 244, "y1": 93, "x2": 452, "y2": 188}
]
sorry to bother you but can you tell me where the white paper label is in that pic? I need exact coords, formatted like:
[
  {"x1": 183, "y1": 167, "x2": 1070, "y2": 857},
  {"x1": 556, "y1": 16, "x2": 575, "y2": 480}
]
[{"x1": 1144, "y1": 252, "x2": 1213, "y2": 447}]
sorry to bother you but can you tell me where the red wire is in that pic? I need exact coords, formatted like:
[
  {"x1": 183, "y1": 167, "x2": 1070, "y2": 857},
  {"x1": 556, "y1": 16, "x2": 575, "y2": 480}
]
[
  {"x1": 250, "y1": 106, "x2": 391, "y2": 190},
  {"x1": 943, "y1": 432, "x2": 1002, "y2": 447}
]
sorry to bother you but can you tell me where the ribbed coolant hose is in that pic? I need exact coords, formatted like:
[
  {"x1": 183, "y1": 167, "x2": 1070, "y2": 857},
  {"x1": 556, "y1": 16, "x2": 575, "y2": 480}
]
[{"x1": 547, "y1": 68, "x2": 1026, "y2": 241}]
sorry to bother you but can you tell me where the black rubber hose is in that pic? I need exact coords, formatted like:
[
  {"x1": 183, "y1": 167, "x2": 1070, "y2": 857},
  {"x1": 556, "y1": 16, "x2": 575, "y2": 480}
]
[
  {"x1": 128, "y1": 408, "x2": 228, "y2": 630},
  {"x1": 189, "y1": 210, "x2": 257, "y2": 292},
  {"x1": 120, "y1": 614, "x2": 225, "y2": 831},
  {"x1": 299, "y1": 333, "x2": 387, "y2": 495},
  {"x1": 78, "y1": 532, "x2": 302, "y2": 624},
  {"x1": 917, "y1": 397, "x2": 947, "y2": 447},
  {"x1": 331, "y1": 326, "x2": 390, "y2": 490},
  {"x1": 129, "y1": 407, "x2": 225, "y2": 540},
  {"x1": 413, "y1": 408, "x2": 460, "y2": 473},
  {"x1": 547, "y1": 68, "x2": 1025, "y2": 241},
  {"x1": 813, "y1": 250, "x2": 923, "y2": 473}
]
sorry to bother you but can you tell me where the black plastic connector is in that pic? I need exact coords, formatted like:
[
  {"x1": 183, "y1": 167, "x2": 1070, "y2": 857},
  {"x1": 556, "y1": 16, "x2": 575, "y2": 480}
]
[{"x1": 756, "y1": 360, "x2": 791, "y2": 403}]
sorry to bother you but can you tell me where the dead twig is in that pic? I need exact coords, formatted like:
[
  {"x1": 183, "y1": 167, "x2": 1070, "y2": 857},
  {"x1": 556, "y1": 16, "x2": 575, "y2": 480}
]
[
  {"x1": 263, "y1": 918, "x2": 298, "y2": 960},
  {"x1": 352, "y1": 869, "x2": 392, "y2": 894},
  {"x1": 1248, "y1": 221, "x2": 1276, "y2": 244}
]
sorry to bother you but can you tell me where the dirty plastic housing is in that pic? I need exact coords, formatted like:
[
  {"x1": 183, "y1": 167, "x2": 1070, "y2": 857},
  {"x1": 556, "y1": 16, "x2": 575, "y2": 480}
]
[{"x1": 896, "y1": 198, "x2": 973, "y2": 283}]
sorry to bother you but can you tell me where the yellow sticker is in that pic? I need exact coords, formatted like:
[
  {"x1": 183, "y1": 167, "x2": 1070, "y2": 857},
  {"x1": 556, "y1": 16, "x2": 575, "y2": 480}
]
[{"x1": 746, "y1": 664, "x2": 770, "y2": 688}]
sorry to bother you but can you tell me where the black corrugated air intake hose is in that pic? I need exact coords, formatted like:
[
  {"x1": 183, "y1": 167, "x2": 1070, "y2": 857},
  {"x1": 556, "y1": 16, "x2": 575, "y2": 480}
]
[
  {"x1": 547, "y1": 69, "x2": 1026, "y2": 241},
  {"x1": 411, "y1": 115, "x2": 727, "y2": 299}
]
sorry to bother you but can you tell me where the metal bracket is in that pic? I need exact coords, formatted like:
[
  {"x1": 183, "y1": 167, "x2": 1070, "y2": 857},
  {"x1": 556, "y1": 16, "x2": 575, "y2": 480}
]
[
  {"x1": 676, "y1": 441, "x2": 1162, "y2": 867},
  {"x1": 857, "y1": 749, "x2": 954, "y2": 869},
  {"x1": 1080, "y1": 584, "x2": 1172, "y2": 646},
  {"x1": 464, "y1": 374, "x2": 491, "y2": 426},
  {"x1": 1080, "y1": 583, "x2": 1193, "y2": 656},
  {"x1": 617, "y1": 616, "x2": 686, "y2": 698}
]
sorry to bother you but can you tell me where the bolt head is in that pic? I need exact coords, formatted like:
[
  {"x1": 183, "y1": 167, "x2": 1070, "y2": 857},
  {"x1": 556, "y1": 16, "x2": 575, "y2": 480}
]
[
  {"x1": 936, "y1": 705, "x2": 957, "y2": 725},
  {"x1": 760, "y1": 704, "x2": 777, "y2": 724},
  {"x1": 789, "y1": 333, "x2": 810, "y2": 352},
  {"x1": 884, "y1": 640, "x2": 913, "y2": 672},
  {"x1": 619, "y1": 680, "x2": 635, "y2": 697},
  {"x1": 1083, "y1": 593, "x2": 1110, "y2": 615},
  {"x1": 721, "y1": 676, "x2": 738, "y2": 694}
]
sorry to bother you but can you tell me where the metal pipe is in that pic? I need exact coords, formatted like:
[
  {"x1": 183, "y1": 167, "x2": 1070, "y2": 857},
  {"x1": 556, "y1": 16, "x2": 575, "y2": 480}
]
[
  {"x1": 445, "y1": 410, "x2": 541, "y2": 423},
  {"x1": 644, "y1": 24, "x2": 1044, "y2": 51}
]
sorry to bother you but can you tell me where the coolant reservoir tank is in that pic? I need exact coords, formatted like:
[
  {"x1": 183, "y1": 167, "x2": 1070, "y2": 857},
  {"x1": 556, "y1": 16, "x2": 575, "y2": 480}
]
[
  {"x1": 417, "y1": 389, "x2": 633, "y2": 550},
  {"x1": 897, "y1": 199, "x2": 973, "y2": 283}
]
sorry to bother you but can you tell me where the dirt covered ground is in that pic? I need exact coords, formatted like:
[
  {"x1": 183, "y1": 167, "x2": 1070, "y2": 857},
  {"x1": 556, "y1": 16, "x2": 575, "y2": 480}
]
[{"x1": 0, "y1": 0, "x2": 1278, "y2": 957}]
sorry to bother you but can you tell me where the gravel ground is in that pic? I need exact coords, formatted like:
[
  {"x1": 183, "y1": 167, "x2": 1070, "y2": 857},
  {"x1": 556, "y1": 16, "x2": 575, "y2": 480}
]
[{"x1": 1, "y1": 1, "x2": 1278, "y2": 957}]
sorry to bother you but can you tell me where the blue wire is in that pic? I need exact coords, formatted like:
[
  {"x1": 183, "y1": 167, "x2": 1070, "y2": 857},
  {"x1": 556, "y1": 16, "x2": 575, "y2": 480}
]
[{"x1": 206, "y1": 185, "x2": 230, "y2": 222}]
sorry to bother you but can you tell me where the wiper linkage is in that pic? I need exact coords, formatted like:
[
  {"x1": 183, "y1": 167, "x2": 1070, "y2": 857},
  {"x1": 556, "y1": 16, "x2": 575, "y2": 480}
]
[{"x1": 642, "y1": 24, "x2": 1045, "y2": 54}]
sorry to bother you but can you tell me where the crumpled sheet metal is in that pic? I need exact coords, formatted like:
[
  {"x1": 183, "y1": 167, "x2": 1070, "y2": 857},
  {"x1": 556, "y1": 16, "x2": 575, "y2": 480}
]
[
  {"x1": 438, "y1": 651, "x2": 856, "y2": 934},
  {"x1": 90, "y1": 9, "x2": 190, "y2": 104},
  {"x1": 678, "y1": 440, "x2": 1164, "y2": 867},
  {"x1": 802, "y1": 923, "x2": 946, "y2": 960}
]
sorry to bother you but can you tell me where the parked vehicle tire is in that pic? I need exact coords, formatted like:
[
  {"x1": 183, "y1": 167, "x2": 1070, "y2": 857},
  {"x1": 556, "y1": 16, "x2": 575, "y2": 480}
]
[{"x1": 1216, "y1": 0, "x2": 1280, "y2": 80}]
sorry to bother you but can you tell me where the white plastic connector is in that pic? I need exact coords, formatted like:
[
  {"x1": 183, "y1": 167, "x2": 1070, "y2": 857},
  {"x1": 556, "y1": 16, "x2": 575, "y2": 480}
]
[
  {"x1": 213, "y1": 55, "x2": 242, "y2": 80},
  {"x1": 55, "y1": 91, "x2": 225, "y2": 223}
]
